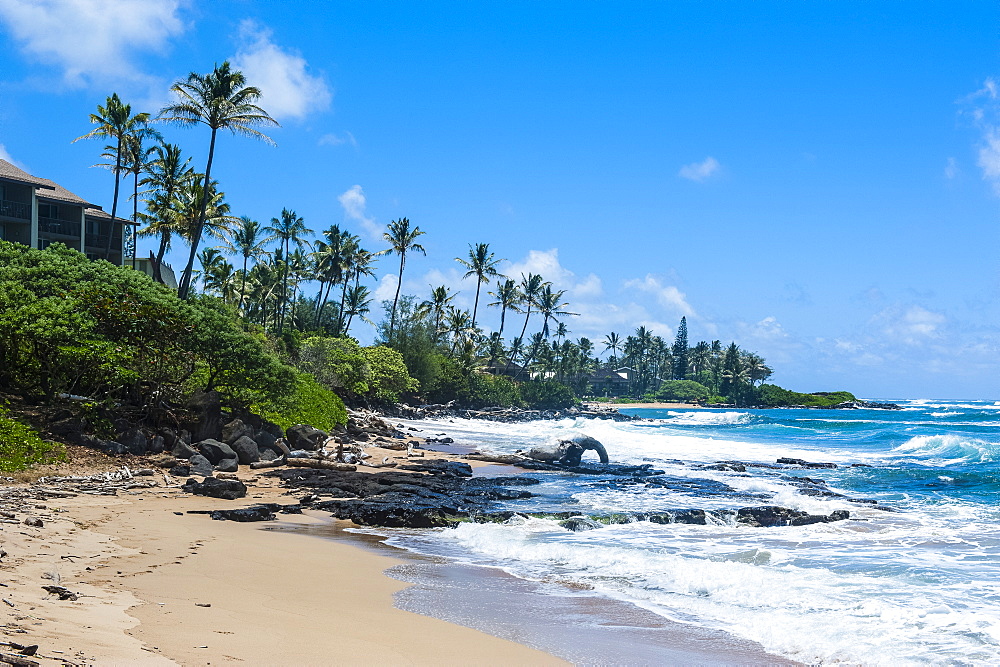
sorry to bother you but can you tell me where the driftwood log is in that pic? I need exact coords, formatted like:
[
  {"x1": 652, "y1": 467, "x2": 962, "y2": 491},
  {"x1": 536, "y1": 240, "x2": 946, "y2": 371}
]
[{"x1": 284, "y1": 459, "x2": 357, "y2": 472}]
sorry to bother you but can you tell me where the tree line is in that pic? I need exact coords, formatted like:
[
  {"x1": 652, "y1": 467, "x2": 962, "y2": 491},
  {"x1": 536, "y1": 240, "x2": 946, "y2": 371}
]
[{"x1": 70, "y1": 62, "x2": 804, "y2": 410}]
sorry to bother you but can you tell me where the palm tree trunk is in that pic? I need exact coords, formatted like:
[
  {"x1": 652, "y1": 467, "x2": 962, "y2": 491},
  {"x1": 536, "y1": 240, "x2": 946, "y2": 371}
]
[
  {"x1": 239, "y1": 255, "x2": 249, "y2": 317},
  {"x1": 471, "y1": 281, "x2": 482, "y2": 328},
  {"x1": 104, "y1": 137, "x2": 123, "y2": 260},
  {"x1": 336, "y1": 279, "x2": 350, "y2": 335},
  {"x1": 131, "y1": 168, "x2": 139, "y2": 270},
  {"x1": 179, "y1": 128, "x2": 218, "y2": 300},
  {"x1": 389, "y1": 253, "x2": 405, "y2": 339}
]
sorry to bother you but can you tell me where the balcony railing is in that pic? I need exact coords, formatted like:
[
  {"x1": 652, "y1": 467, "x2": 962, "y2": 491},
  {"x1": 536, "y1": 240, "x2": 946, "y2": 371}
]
[
  {"x1": 85, "y1": 234, "x2": 122, "y2": 249},
  {"x1": 0, "y1": 199, "x2": 29, "y2": 220},
  {"x1": 38, "y1": 217, "x2": 81, "y2": 237}
]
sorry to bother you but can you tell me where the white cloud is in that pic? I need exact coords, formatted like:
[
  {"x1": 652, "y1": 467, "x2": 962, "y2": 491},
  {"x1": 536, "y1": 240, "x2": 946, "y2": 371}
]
[
  {"x1": 0, "y1": 143, "x2": 25, "y2": 169},
  {"x1": 337, "y1": 185, "x2": 382, "y2": 239},
  {"x1": 504, "y1": 249, "x2": 575, "y2": 287},
  {"x1": 678, "y1": 156, "x2": 720, "y2": 182},
  {"x1": 319, "y1": 132, "x2": 357, "y2": 148},
  {"x1": 231, "y1": 20, "x2": 332, "y2": 121},
  {"x1": 372, "y1": 274, "x2": 397, "y2": 303},
  {"x1": 944, "y1": 157, "x2": 958, "y2": 180},
  {"x1": 874, "y1": 305, "x2": 946, "y2": 345},
  {"x1": 0, "y1": 0, "x2": 186, "y2": 87},
  {"x1": 623, "y1": 274, "x2": 696, "y2": 318}
]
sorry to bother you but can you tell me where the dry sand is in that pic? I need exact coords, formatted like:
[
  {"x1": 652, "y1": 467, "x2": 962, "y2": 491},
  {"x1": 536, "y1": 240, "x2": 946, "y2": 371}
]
[{"x1": 0, "y1": 450, "x2": 565, "y2": 666}]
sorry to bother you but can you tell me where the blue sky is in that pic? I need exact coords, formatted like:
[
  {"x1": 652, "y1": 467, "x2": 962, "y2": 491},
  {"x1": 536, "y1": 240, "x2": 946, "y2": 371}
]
[{"x1": 2, "y1": 1, "x2": 999, "y2": 399}]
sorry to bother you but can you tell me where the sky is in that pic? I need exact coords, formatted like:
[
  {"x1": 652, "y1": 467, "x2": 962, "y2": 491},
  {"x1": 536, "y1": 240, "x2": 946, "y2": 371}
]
[{"x1": 1, "y1": 0, "x2": 999, "y2": 399}]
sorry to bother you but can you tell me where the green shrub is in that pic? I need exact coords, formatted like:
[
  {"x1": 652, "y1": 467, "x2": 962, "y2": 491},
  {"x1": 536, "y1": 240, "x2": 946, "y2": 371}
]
[
  {"x1": 655, "y1": 379, "x2": 711, "y2": 403},
  {"x1": 519, "y1": 380, "x2": 579, "y2": 410},
  {"x1": 252, "y1": 372, "x2": 347, "y2": 431},
  {"x1": 297, "y1": 336, "x2": 370, "y2": 396},
  {"x1": 361, "y1": 345, "x2": 418, "y2": 402},
  {"x1": 754, "y1": 384, "x2": 857, "y2": 408},
  {"x1": 467, "y1": 373, "x2": 522, "y2": 409},
  {"x1": 0, "y1": 411, "x2": 65, "y2": 472}
]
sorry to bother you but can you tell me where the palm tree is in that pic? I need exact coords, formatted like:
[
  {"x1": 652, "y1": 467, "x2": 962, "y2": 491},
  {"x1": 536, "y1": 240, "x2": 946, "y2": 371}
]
[
  {"x1": 418, "y1": 285, "x2": 455, "y2": 344},
  {"x1": 218, "y1": 216, "x2": 268, "y2": 314},
  {"x1": 444, "y1": 306, "x2": 475, "y2": 355},
  {"x1": 380, "y1": 217, "x2": 426, "y2": 338},
  {"x1": 174, "y1": 175, "x2": 236, "y2": 246},
  {"x1": 515, "y1": 273, "x2": 548, "y2": 344},
  {"x1": 343, "y1": 284, "x2": 373, "y2": 336},
  {"x1": 119, "y1": 121, "x2": 160, "y2": 267},
  {"x1": 75, "y1": 93, "x2": 151, "y2": 259},
  {"x1": 602, "y1": 332, "x2": 622, "y2": 367},
  {"x1": 536, "y1": 286, "x2": 577, "y2": 339},
  {"x1": 456, "y1": 242, "x2": 505, "y2": 328},
  {"x1": 264, "y1": 208, "x2": 312, "y2": 330},
  {"x1": 159, "y1": 61, "x2": 279, "y2": 299},
  {"x1": 488, "y1": 278, "x2": 518, "y2": 337},
  {"x1": 138, "y1": 140, "x2": 192, "y2": 283}
]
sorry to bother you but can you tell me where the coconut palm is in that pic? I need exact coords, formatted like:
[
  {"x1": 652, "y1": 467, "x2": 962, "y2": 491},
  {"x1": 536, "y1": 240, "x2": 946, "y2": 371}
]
[
  {"x1": 138, "y1": 141, "x2": 192, "y2": 282},
  {"x1": 456, "y1": 242, "x2": 505, "y2": 328},
  {"x1": 536, "y1": 286, "x2": 577, "y2": 339},
  {"x1": 487, "y1": 278, "x2": 518, "y2": 337},
  {"x1": 343, "y1": 284, "x2": 373, "y2": 336},
  {"x1": 444, "y1": 307, "x2": 475, "y2": 355},
  {"x1": 264, "y1": 208, "x2": 313, "y2": 330},
  {"x1": 218, "y1": 216, "x2": 268, "y2": 314},
  {"x1": 159, "y1": 61, "x2": 279, "y2": 299},
  {"x1": 418, "y1": 285, "x2": 455, "y2": 344},
  {"x1": 380, "y1": 217, "x2": 426, "y2": 338},
  {"x1": 515, "y1": 273, "x2": 548, "y2": 344},
  {"x1": 75, "y1": 93, "x2": 151, "y2": 259},
  {"x1": 603, "y1": 332, "x2": 622, "y2": 366}
]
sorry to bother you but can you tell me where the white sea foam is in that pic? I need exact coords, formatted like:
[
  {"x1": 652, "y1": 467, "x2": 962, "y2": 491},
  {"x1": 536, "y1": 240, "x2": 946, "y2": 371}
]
[{"x1": 890, "y1": 434, "x2": 1000, "y2": 465}]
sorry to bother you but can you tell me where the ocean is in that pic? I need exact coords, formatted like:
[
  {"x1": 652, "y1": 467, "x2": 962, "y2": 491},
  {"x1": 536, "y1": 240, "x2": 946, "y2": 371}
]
[{"x1": 359, "y1": 400, "x2": 1000, "y2": 664}]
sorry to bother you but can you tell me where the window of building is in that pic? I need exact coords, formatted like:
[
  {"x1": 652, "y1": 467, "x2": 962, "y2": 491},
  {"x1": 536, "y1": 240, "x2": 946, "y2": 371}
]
[{"x1": 38, "y1": 203, "x2": 58, "y2": 219}]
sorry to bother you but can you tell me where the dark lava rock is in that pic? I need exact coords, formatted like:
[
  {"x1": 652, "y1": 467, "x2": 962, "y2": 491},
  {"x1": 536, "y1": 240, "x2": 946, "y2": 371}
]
[
  {"x1": 258, "y1": 448, "x2": 279, "y2": 462},
  {"x1": 214, "y1": 458, "x2": 238, "y2": 473},
  {"x1": 398, "y1": 460, "x2": 473, "y2": 476},
  {"x1": 269, "y1": 467, "x2": 539, "y2": 528},
  {"x1": 559, "y1": 516, "x2": 604, "y2": 532},
  {"x1": 210, "y1": 505, "x2": 276, "y2": 522},
  {"x1": 172, "y1": 440, "x2": 198, "y2": 460},
  {"x1": 197, "y1": 439, "x2": 237, "y2": 465},
  {"x1": 188, "y1": 390, "x2": 223, "y2": 441},
  {"x1": 736, "y1": 505, "x2": 849, "y2": 527},
  {"x1": 230, "y1": 436, "x2": 260, "y2": 465},
  {"x1": 286, "y1": 424, "x2": 327, "y2": 451},
  {"x1": 116, "y1": 427, "x2": 148, "y2": 455},
  {"x1": 168, "y1": 463, "x2": 191, "y2": 477},
  {"x1": 182, "y1": 477, "x2": 247, "y2": 500},
  {"x1": 252, "y1": 430, "x2": 279, "y2": 453},
  {"x1": 642, "y1": 509, "x2": 709, "y2": 525},
  {"x1": 147, "y1": 435, "x2": 165, "y2": 455},
  {"x1": 188, "y1": 454, "x2": 214, "y2": 477},
  {"x1": 777, "y1": 457, "x2": 838, "y2": 469},
  {"x1": 221, "y1": 419, "x2": 254, "y2": 445}
]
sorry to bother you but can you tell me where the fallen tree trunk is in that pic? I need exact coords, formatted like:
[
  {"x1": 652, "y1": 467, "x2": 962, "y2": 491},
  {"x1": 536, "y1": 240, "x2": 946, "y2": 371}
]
[{"x1": 284, "y1": 459, "x2": 357, "y2": 472}]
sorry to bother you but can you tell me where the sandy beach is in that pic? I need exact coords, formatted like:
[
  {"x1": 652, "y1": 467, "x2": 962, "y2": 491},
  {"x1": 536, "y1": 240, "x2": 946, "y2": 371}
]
[
  {"x1": 0, "y1": 435, "x2": 795, "y2": 666},
  {"x1": 0, "y1": 448, "x2": 564, "y2": 666}
]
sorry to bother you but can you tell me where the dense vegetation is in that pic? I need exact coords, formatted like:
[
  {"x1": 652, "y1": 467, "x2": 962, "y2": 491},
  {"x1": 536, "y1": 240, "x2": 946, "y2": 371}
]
[{"x1": 0, "y1": 61, "x2": 852, "y2": 476}]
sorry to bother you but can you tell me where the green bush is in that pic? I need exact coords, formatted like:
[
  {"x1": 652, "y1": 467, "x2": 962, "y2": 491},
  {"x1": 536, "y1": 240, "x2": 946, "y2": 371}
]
[
  {"x1": 297, "y1": 336, "x2": 370, "y2": 396},
  {"x1": 0, "y1": 411, "x2": 65, "y2": 472},
  {"x1": 361, "y1": 345, "x2": 418, "y2": 402},
  {"x1": 655, "y1": 379, "x2": 711, "y2": 403},
  {"x1": 467, "y1": 373, "x2": 522, "y2": 409},
  {"x1": 0, "y1": 242, "x2": 299, "y2": 413},
  {"x1": 754, "y1": 384, "x2": 857, "y2": 408},
  {"x1": 252, "y1": 371, "x2": 347, "y2": 431},
  {"x1": 519, "y1": 380, "x2": 579, "y2": 410}
]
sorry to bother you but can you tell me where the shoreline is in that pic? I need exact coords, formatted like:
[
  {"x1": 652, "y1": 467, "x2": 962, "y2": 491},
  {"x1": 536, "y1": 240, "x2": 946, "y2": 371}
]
[{"x1": 0, "y1": 426, "x2": 793, "y2": 665}]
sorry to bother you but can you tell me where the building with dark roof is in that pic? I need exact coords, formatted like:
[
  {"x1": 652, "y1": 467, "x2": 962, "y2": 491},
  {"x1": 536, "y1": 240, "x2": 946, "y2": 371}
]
[{"x1": 0, "y1": 159, "x2": 131, "y2": 264}]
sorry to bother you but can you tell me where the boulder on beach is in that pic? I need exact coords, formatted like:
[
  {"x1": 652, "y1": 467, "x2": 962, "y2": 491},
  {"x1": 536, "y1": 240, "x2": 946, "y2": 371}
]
[
  {"x1": 197, "y1": 439, "x2": 237, "y2": 465},
  {"x1": 286, "y1": 424, "x2": 328, "y2": 451},
  {"x1": 182, "y1": 477, "x2": 247, "y2": 500},
  {"x1": 231, "y1": 435, "x2": 261, "y2": 464},
  {"x1": 221, "y1": 419, "x2": 254, "y2": 445}
]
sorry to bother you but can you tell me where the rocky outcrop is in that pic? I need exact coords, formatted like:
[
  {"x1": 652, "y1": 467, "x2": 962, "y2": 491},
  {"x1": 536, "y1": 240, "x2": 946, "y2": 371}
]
[
  {"x1": 736, "y1": 505, "x2": 850, "y2": 527},
  {"x1": 286, "y1": 425, "x2": 328, "y2": 451},
  {"x1": 182, "y1": 477, "x2": 247, "y2": 500},
  {"x1": 197, "y1": 439, "x2": 237, "y2": 465}
]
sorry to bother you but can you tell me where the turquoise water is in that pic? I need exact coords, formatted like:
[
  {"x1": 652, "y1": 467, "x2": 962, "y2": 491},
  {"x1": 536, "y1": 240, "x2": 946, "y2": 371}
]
[{"x1": 378, "y1": 400, "x2": 1000, "y2": 664}]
